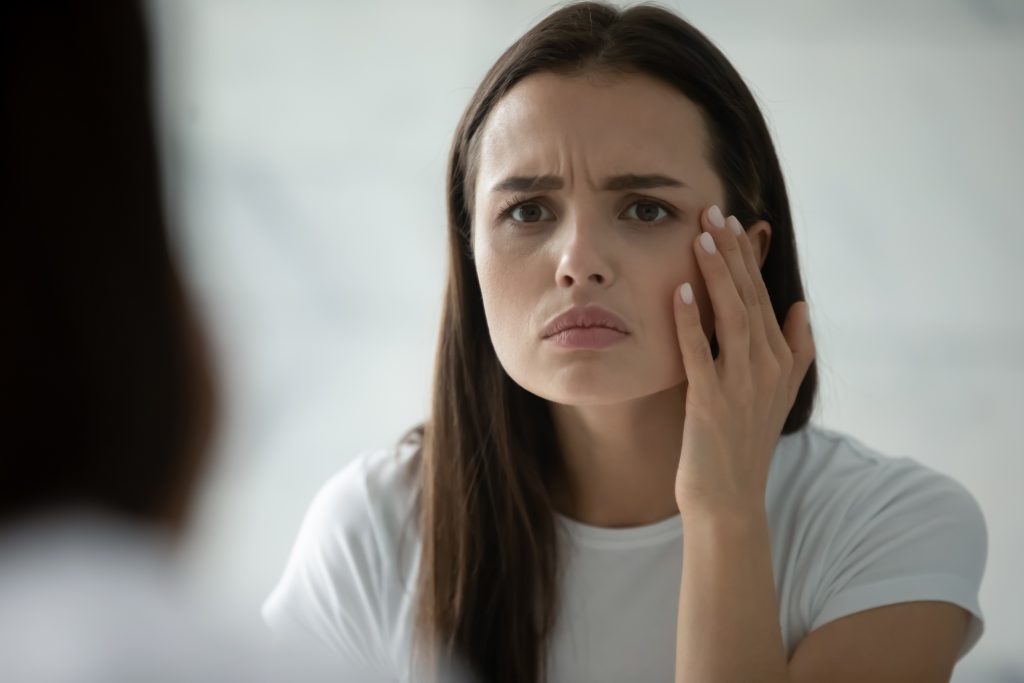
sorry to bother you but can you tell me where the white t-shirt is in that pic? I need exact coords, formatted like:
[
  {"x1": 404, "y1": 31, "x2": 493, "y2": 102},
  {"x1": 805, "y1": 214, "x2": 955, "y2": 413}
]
[{"x1": 262, "y1": 424, "x2": 987, "y2": 682}]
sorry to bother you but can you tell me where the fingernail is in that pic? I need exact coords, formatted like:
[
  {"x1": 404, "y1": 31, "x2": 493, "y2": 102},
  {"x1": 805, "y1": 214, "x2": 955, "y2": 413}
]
[
  {"x1": 726, "y1": 215, "x2": 743, "y2": 236},
  {"x1": 699, "y1": 232, "x2": 716, "y2": 254},
  {"x1": 680, "y1": 282, "x2": 694, "y2": 304},
  {"x1": 708, "y1": 205, "x2": 725, "y2": 229}
]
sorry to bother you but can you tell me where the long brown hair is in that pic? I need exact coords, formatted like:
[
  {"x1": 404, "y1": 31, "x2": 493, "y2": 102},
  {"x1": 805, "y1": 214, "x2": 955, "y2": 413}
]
[{"x1": 414, "y1": 3, "x2": 818, "y2": 681}]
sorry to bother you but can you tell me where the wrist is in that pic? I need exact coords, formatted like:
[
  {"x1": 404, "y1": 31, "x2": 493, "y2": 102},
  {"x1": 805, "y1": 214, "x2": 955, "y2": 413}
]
[{"x1": 677, "y1": 500, "x2": 768, "y2": 529}]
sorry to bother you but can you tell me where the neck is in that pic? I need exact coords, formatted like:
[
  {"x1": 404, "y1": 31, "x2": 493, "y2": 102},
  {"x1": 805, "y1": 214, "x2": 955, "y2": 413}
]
[{"x1": 549, "y1": 383, "x2": 686, "y2": 528}]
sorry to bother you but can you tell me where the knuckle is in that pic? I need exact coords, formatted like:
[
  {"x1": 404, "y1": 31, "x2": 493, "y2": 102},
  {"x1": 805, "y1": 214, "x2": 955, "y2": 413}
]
[
  {"x1": 722, "y1": 309, "x2": 749, "y2": 333},
  {"x1": 720, "y1": 236, "x2": 741, "y2": 255},
  {"x1": 740, "y1": 283, "x2": 760, "y2": 308},
  {"x1": 761, "y1": 359, "x2": 782, "y2": 384}
]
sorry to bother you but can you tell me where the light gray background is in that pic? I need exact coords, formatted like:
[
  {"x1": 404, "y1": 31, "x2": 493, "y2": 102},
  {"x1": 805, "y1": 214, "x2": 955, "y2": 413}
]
[{"x1": 150, "y1": 1, "x2": 1023, "y2": 680}]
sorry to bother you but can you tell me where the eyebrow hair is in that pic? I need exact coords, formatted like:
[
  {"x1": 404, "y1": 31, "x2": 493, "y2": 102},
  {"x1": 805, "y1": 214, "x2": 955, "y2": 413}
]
[{"x1": 491, "y1": 173, "x2": 686, "y2": 193}]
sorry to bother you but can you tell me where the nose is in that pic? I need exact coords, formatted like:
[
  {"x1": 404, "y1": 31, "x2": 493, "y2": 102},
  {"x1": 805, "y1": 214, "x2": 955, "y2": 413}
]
[{"x1": 554, "y1": 214, "x2": 614, "y2": 289}]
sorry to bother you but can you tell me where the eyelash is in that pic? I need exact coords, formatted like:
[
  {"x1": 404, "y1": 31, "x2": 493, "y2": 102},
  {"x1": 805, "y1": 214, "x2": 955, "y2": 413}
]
[
  {"x1": 496, "y1": 194, "x2": 678, "y2": 225},
  {"x1": 496, "y1": 194, "x2": 528, "y2": 221}
]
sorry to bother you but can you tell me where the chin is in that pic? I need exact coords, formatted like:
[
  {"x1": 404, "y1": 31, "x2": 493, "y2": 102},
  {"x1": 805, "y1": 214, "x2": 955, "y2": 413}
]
[{"x1": 512, "y1": 364, "x2": 672, "y2": 407}]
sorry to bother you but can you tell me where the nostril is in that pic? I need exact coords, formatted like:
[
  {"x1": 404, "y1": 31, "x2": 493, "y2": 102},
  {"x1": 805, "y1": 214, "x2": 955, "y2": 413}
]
[{"x1": 558, "y1": 273, "x2": 606, "y2": 287}]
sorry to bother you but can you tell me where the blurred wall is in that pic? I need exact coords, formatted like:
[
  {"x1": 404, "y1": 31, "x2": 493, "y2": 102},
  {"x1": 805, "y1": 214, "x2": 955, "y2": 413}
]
[{"x1": 149, "y1": 1, "x2": 1024, "y2": 680}]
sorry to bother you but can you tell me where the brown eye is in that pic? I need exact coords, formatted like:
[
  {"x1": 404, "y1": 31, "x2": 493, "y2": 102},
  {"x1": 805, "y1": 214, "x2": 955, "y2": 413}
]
[
  {"x1": 510, "y1": 203, "x2": 552, "y2": 223},
  {"x1": 623, "y1": 200, "x2": 670, "y2": 223}
]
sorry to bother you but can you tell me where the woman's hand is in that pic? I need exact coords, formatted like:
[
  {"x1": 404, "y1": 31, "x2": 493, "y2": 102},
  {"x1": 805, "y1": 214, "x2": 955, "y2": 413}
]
[{"x1": 672, "y1": 205, "x2": 815, "y2": 518}]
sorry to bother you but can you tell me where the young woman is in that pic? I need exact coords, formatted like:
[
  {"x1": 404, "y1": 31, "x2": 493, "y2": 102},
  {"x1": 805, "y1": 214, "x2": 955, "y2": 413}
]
[{"x1": 263, "y1": 4, "x2": 986, "y2": 682}]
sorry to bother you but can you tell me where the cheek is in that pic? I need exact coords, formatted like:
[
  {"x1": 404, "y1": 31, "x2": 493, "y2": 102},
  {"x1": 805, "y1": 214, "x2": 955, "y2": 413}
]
[
  {"x1": 474, "y1": 243, "x2": 539, "y2": 352},
  {"x1": 643, "y1": 243, "x2": 699, "y2": 318},
  {"x1": 649, "y1": 270, "x2": 693, "y2": 355},
  {"x1": 640, "y1": 250, "x2": 716, "y2": 371},
  {"x1": 646, "y1": 240, "x2": 715, "y2": 342}
]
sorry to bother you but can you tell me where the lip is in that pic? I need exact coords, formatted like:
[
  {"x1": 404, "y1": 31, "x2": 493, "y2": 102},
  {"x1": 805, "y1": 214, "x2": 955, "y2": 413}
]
[{"x1": 541, "y1": 304, "x2": 630, "y2": 349}]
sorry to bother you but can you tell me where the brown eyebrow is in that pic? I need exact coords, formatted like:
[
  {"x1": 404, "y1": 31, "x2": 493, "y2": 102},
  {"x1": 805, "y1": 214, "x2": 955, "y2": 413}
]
[{"x1": 491, "y1": 173, "x2": 686, "y2": 193}]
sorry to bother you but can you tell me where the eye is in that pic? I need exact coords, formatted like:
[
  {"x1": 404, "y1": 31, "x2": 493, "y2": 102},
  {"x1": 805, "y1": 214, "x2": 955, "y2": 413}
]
[
  {"x1": 621, "y1": 199, "x2": 673, "y2": 223},
  {"x1": 498, "y1": 196, "x2": 555, "y2": 225},
  {"x1": 511, "y1": 203, "x2": 553, "y2": 223}
]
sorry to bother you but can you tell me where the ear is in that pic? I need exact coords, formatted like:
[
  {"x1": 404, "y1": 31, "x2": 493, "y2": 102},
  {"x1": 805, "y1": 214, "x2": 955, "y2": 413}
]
[{"x1": 746, "y1": 219, "x2": 772, "y2": 268}]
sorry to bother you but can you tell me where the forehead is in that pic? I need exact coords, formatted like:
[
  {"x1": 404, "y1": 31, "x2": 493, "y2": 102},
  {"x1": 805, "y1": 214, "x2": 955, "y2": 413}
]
[{"x1": 474, "y1": 71, "x2": 714, "y2": 195}]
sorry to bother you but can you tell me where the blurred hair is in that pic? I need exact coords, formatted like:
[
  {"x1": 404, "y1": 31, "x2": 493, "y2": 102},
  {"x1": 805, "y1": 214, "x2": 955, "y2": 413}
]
[{"x1": 0, "y1": 0, "x2": 213, "y2": 530}]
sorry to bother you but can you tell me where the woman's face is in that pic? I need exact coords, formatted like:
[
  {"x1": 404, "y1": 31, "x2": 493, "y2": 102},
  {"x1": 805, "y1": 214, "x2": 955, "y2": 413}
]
[{"x1": 471, "y1": 71, "x2": 724, "y2": 406}]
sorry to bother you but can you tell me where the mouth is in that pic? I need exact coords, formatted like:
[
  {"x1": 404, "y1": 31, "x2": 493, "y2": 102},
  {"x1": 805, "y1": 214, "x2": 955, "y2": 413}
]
[
  {"x1": 545, "y1": 326, "x2": 628, "y2": 349},
  {"x1": 541, "y1": 305, "x2": 630, "y2": 349}
]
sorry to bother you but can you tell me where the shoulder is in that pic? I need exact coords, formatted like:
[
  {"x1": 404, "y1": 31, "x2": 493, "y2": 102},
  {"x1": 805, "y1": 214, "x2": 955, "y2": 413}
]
[
  {"x1": 307, "y1": 437, "x2": 422, "y2": 540},
  {"x1": 772, "y1": 423, "x2": 904, "y2": 481},
  {"x1": 262, "y1": 437, "x2": 423, "y2": 667},
  {"x1": 274, "y1": 435, "x2": 424, "y2": 591},
  {"x1": 770, "y1": 424, "x2": 985, "y2": 529},
  {"x1": 0, "y1": 514, "x2": 337, "y2": 683},
  {"x1": 769, "y1": 425, "x2": 987, "y2": 658}
]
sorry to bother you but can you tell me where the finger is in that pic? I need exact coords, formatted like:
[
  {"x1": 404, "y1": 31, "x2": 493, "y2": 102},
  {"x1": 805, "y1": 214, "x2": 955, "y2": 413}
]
[
  {"x1": 729, "y1": 216, "x2": 790, "y2": 363},
  {"x1": 706, "y1": 209, "x2": 768, "y2": 358},
  {"x1": 674, "y1": 281, "x2": 718, "y2": 393},
  {"x1": 695, "y1": 207, "x2": 750, "y2": 377},
  {"x1": 782, "y1": 301, "x2": 816, "y2": 403}
]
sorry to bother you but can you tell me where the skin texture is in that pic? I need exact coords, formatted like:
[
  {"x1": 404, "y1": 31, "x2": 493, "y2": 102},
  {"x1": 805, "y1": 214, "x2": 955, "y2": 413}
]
[
  {"x1": 471, "y1": 71, "x2": 970, "y2": 682},
  {"x1": 473, "y1": 71, "x2": 749, "y2": 409},
  {"x1": 472, "y1": 71, "x2": 770, "y2": 527}
]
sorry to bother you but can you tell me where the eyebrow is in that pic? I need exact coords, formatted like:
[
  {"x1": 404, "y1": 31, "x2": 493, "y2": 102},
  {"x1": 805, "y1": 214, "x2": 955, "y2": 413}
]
[{"x1": 490, "y1": 173, "x2": 686, "y2": 193}]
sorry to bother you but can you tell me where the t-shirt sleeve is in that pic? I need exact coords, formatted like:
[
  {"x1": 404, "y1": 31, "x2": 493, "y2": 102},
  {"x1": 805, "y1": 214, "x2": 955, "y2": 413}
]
[
  {"x1": 808, "y1": 458, "x2": 987, "y2": 659},
  {"x1": 261, "y1": 458, "x2": 393, "y2": 674}
]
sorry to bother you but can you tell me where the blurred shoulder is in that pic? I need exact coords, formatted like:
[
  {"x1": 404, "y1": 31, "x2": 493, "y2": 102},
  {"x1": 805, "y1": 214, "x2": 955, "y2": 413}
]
[
  {"x1": 303, "y1": 433, "x2": 423, "y2": 545},
  {"x1": 0, "y1": 513, "x2": 343, "y2": 683}
]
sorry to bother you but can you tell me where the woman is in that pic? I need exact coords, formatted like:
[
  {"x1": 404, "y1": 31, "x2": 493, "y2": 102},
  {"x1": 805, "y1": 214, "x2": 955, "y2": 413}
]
[
  {"x1": 0, "y1": 2, "x2": 339, "y2": 680},
  {"x1": 263, "y1": 3, "x2": 986, "y2": 682}
]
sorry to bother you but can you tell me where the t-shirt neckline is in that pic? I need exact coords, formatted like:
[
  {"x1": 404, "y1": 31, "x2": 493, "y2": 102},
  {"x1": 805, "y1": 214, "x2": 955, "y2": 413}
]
[{"x1": 554, "y1": 510, "x2": 683, "y2": 549}]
